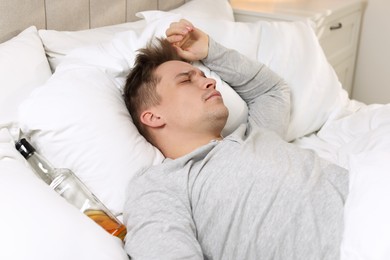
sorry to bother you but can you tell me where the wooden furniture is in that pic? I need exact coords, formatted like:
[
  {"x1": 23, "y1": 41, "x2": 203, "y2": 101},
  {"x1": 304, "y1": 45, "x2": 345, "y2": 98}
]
[{"x1": 231, "y1": 0, "x2": 366, "y2": 96}]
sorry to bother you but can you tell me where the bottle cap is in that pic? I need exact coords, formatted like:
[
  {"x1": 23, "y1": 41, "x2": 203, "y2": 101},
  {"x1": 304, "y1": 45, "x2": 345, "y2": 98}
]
[{"x1": 15, "y1": 138, "x2": 36, "y2": 159}]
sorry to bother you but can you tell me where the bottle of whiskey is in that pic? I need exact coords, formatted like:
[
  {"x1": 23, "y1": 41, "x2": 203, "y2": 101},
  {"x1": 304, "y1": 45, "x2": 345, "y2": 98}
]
[{"x1": 15, "y1": 138, "x2": 127, "y2": 241}]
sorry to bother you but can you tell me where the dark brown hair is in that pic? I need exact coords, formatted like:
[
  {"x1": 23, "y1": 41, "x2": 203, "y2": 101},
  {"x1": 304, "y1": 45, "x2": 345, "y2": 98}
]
[{"x1": 123, "y1": 37, "x2": 185, "y2": 141}]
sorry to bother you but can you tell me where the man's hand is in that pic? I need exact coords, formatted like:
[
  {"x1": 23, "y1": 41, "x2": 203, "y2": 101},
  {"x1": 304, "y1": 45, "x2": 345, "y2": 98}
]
[{"x1": 165, "y1": 19, "x2": 209, "y2": 61}]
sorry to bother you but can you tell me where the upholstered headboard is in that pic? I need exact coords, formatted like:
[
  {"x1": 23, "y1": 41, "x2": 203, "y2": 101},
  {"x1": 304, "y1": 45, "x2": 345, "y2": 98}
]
[{"x1": 0, "y1": 0, "x2": 187, "y2": 43}]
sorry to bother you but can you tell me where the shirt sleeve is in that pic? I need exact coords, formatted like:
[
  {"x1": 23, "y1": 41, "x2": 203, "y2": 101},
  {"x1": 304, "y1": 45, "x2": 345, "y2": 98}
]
[
  {"x1": 123, "y1": 170, "x2": 204, "y2": 260},
  {"x1": 201, "y1": 38, "x2": 291, "y2": 139}
]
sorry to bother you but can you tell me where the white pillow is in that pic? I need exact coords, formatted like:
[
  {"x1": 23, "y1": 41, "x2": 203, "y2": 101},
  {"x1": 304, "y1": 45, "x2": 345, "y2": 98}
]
[
  {"x1": 39, "y1": 20, "x2": 146, "y2": 71},
  {"x1": 0, "y1": 26, "x2": 52, "y2": 137},
  {"x1": 19, "y1": 59, "x2": 164, "y2": 215},
  {"x1": 0, "y1": 128, "x2": 128, "y2": 260},
  {"x1": 138, "y1": 11, "x2": 261, "y2": 63},
  {"x1": 39, "y1": 0, "x2": 234, "y2": 71},
  {"x1": 254, "y1": 21, "x2": 349, "y2": 141},
  {"x1": 163, "y1": 0, "x2": 234, "y2": 21},
  {"x1": 139, "y1": 11, "x2": 349, "y2": 141}
]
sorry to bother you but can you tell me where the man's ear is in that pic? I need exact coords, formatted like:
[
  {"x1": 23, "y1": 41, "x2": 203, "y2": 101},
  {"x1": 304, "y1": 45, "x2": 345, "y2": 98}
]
[{"x1": 140, "y1": 110, "x2": 165, "y2": 128}]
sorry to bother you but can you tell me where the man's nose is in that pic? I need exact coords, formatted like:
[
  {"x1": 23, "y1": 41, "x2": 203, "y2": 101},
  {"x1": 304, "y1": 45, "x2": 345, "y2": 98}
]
[{"x1": 202, "y1": 77, "x2": 216, "y2": 89}]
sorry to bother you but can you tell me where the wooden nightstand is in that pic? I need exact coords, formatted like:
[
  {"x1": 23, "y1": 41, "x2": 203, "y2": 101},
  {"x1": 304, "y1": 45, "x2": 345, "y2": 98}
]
[{"x1": 231, "y1": 0, "x2": 366, "y2": 96}]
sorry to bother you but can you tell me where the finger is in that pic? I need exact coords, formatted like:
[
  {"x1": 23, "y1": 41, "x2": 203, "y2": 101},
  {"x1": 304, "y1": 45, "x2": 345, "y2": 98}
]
[
  {"x1": 166, "y1": 34, "x2": 184, "y2": 44},
  {"x1": 172, "y1": 45, "x2": 191, "y2": 60},
  {"x1": 169, "y1": 19, "x2": 194, "y2": 32},
  {"x1": 178, "y1": 19, "x2": 194, "y2": 30},
  {"x1": 166, "y1": 25, "x2": 191, "y2": 38},
  {"x1": 166, "y1": 19, "x2": 194, "y2": 37},
  {"x1": 176, "y1": 33, "x2": 192, "y2": 48},
  {"x1": 172, "y1": 45, "x2": 197, "y2": 62}
]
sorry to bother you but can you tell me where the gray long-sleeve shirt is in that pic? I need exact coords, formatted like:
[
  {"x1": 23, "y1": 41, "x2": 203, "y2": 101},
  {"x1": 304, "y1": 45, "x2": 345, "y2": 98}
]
[{"x1": 123, "y1": 39, "x2": 348, "y2": 260}]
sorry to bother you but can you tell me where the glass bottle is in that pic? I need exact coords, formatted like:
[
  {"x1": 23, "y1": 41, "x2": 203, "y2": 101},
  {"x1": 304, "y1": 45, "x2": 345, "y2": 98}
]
[{"x1": 15, "y1": 138, "x2": 127, "y2": 241}]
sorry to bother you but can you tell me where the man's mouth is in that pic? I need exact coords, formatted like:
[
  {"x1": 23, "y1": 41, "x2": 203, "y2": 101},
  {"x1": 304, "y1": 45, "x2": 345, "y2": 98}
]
[{"x1": 204, "y1": 90, "x2": 222, "y2": 101}]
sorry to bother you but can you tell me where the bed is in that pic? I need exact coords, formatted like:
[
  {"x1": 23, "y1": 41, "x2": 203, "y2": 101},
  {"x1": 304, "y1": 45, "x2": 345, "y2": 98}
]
[{"x1": 1, "y1": 0, "x2": 390, "y2": 259}]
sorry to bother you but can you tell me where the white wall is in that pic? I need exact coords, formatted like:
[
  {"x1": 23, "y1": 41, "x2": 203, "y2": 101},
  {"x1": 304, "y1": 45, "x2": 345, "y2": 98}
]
[{"x1": 352, "y1": 0, "x2": 390, "y2": 104}]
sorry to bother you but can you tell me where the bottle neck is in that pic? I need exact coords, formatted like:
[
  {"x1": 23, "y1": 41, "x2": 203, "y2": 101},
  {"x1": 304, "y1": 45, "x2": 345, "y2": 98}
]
[{"x1": 27, "y1": 152, "x2": 55, "y2": 185}]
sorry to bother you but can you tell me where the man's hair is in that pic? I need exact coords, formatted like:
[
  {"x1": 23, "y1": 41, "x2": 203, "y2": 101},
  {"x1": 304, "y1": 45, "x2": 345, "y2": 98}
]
[{"x1": 123, "y1": 38, "x2": 186, "y2": 141}]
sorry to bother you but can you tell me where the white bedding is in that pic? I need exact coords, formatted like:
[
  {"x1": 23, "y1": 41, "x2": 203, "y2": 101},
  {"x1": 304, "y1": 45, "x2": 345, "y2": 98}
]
[
  {"x1": 1, "y1": 0, "x2": 390, "y2": 259},
  {"x1": 294, "y1": 102, "x2": 390, "y2": 259}
]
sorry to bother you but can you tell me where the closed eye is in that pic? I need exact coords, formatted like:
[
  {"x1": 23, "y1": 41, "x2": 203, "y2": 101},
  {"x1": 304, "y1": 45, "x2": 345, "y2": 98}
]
[
  {"x1": 175, "y1": 69, "x2": 205, "y2": 84},
  {"x1": 180, "y1": 77, "x2": 191, "y2": 84}
]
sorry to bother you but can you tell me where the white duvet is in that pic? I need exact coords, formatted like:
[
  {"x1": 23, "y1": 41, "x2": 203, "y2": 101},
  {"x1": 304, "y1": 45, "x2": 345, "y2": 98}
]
[{"x1": 294, "y1": 101, "x2": 390, "y2": 259}]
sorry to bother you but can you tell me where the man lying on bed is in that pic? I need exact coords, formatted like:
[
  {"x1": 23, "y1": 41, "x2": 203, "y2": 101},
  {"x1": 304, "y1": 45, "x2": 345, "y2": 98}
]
[{"x1": 122, "y1": 19, "x2": 348, "y2": 259}]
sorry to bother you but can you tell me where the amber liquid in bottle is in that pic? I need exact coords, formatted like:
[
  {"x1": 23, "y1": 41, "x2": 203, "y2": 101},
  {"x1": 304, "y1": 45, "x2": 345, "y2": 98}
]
[
  {"x1": 85, "y1": 210, "x2": 127, "y2": 241},
  {"x1": 51, "y1": 169, "x2": 127, "y2": 241}
]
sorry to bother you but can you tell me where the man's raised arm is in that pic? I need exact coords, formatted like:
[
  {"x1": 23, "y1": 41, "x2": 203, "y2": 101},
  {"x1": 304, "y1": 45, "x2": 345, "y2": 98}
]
[{"x1": 202, "y1": 38, "x2": 291, "y2": 139}]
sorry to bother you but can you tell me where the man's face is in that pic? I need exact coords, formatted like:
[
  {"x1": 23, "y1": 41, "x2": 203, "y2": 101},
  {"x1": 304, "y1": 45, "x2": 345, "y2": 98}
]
[{"x1": 153, "y1": 60, "x2": 229, "y2": 135}]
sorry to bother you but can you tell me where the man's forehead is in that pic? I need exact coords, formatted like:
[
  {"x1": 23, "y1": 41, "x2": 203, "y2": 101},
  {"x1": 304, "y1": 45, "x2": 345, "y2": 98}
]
[{"x1": 156, "y1": 60, "x2": 198, "y2": 79}]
